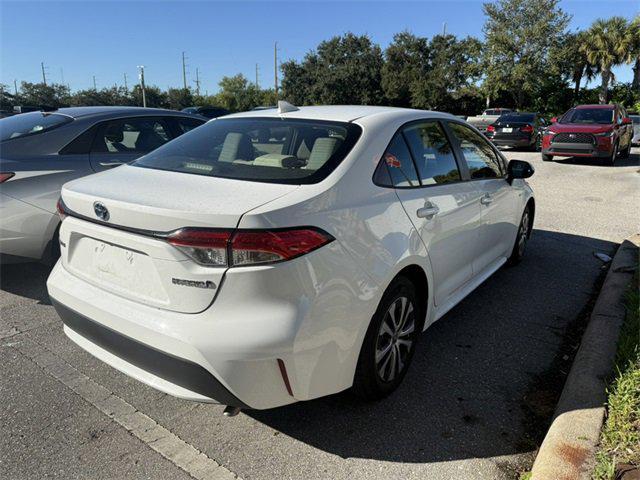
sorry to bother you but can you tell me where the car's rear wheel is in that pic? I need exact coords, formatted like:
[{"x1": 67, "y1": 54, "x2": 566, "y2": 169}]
[
  {"x1": 619, "y1": 142, "x2": 630, "y2": 159},
  {"x1": 541, "y1": 153, "x2": 553, "y2": 162},
  {"x1": 352, "y1": 276, "x2": 421, "y2": 400},
  {"x1": 508, "y1": 205, "x2": 531, "y2": 266},
  {"x1": 606, "y1": 142, "x2": 619, "y2": 166}
]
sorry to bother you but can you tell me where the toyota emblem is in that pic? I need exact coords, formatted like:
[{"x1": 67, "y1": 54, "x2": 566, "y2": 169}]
[{"x1": 93, "y1": 202, "x2": 109, "y2": 221}]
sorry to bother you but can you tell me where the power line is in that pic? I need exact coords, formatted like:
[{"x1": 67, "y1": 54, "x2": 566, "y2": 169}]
[
  {"x1": 182, "y1": 51, "x2": 188, "y2": 90},
  {"x1": 41, "y1": 62, "x2": 48, "y2": 86},
  {"x1": 137, "y1": 65, "x2": 146, "y2": 107},
  {"x1": 194, "y1": 67, "x2": 201, "y2": 96}
]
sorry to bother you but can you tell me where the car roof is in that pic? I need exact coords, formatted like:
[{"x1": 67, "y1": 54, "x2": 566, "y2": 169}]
[
  {"x1": 222, "y1": 105, "x2": 455, "y2": 123},
  {"x1": 574, "y1": 104, "x2": 616, "y2": 110},
  {"x1": 54, "y1": 106, "x2": 191, "y2": 119}
]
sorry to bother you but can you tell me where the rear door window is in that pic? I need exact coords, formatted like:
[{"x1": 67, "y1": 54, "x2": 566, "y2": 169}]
[
  {"x1": 402, "y1": 121, "x2": 461, "y2": 185},
  {"x1": 92, "y1": 117, "x2": 172, "y2": 154},
  {"x1": 174, "y1": 116, "x2": 206, "y2": 134},
  {"x1": 373, "y1": 133, "x2": 420, "y2": 188},
  {"x1": 448, "y1": 122, "x2": 504, "y2": 179}
]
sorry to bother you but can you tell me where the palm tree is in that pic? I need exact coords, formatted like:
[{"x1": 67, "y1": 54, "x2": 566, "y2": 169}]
[
  {"x1": 565, "y1": 31, "x2": 596, "y2": 102},
  {"x1": 580, "y1": 17, "x2": 631, "y2": 104},
  {"x1": 626, "y1": 16, "x2": 640, "y2": 90}
]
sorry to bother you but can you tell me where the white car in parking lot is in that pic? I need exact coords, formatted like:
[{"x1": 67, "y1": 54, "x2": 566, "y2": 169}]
[{"x1": 47, "y1": 102, "x2": 535, "y2": 411}]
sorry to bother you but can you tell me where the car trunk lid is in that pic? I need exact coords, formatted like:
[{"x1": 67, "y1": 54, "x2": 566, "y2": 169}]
[{"x1": 59, "y1": 165, "x2": 298, "y2": 313}]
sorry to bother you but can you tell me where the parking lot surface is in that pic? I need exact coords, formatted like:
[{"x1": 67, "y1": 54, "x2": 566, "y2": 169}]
[{"x1": 1, "y1": 149, "x2": 639, "y2": 480}]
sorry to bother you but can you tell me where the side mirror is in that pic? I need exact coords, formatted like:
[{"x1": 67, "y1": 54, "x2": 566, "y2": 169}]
[
  {"x1": 507, "y1": 159, "x2": 534, "y2": 184},
  {"x1": 550, "y1": 117, "x2": 558, "y2": 123},
  {"x1": 622, "y1": 117, "x2": 633, "y2": 125}
]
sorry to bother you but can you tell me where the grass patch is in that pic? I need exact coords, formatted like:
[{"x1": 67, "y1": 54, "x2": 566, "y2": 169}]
[{"x1": 593, "y1": 272, "x2": 640, "y2": 479}]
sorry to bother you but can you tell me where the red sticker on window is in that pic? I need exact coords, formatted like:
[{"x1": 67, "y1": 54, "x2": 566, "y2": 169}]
[{"x1": 385, "y1": 153, "x2": 401, "y2": 168}]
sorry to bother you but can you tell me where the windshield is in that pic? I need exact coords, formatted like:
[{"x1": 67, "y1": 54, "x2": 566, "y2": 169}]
[
  {"x1": 133, "y1": 117, "x2": 362, "y2": 185},
  {"x1": 560, "y1": 108, "x2": 614, "y2": 125},
  {"x1": 0, "y1": 111, "x2": 72, "y2": 141},
  {"x1": 498, "y1": 113, "x2": 535, "y2": 123}
]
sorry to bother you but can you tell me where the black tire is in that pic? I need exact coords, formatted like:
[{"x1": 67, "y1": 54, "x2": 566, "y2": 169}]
[
  {"x1": 541, "y1": 153, "x2": 553, "y2": 162},
  {"x1": 508, "y1": 205, "x2": 531, "y2": 266},
  {"x1": 619, "y1": 142, "x2": 630, "y2": 159},
  {"x1": 352, "y1": 276, "x2": 422, "y2": 401},
  {"x1": 606, "y1": 142, "x2": 619, "y2": 166},
  {"x1": 529, "y1": 135, "x2": 541, "y2": 152}
]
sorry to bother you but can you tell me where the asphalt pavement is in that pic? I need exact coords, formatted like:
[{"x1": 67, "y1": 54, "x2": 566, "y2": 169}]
[{"x1": 1, "y1": 148, "x2": 638, "y2": 480}]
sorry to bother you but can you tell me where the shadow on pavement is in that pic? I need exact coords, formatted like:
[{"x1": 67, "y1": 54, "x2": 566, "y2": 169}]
[
  {"x1": 553, "y1": 150, "x2": 639, "y2": 168},
  {"x1": 0, "y1": 262, "x2": 53, "y2": 305},
  {"x1": 248, "y1": 229, "x2": 616, "y2": 464}
]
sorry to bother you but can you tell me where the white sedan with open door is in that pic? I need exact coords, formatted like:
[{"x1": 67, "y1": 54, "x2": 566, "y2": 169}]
[{"x1": 48, "y1": 103, "x2": 535, "y2": 412}]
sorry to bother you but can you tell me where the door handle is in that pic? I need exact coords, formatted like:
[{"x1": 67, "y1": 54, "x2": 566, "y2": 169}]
[
  {"x1": 416, "y1": 203, "x2": 440, "y2": 219},
  {"x1": 99, "y1": 161, "x2": 124, "y2": 167},
  {"x1": 480, "y1": 194, "x2": 494, "y2": 205}
]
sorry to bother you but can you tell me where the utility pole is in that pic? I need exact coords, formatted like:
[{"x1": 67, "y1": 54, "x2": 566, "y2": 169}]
[
  {"x1": 255, "y1": 63, "x2": 259, "y2": 88},
  {"x1": 274, "y1": 42, "x2": 279, "y2": 100},
  {"x1": 60, "y1": 68, "x2": 65, "y2": 86},
  {"x1": 138, "y1": 65, "x2": 147, "y2": 107},
  {"x1": 123, "y1": 73, "x2": 128, "y2": 91},
  {"x1": 194, "y1": 68, "x2": 201, "y2": 96},
  {"x1": 182, "y1": 51, "x2": 188, "y2": 90},
  {"x1": 41, "y1": 62, "x2": 47, "y2": 85},
  {"x1": 442, "y1": 22, "x2": 447, "y2": 36},
  {"x1": 14, "y1": 79, "x2": 18, "y2": 95},
  {"x1": 92, "y1": 75, "x2": 97, "y2": 90}
]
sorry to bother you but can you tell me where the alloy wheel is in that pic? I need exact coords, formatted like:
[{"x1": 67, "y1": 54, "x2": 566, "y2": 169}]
[
  {"x1": 517, "y1": 209, "x2": 530, "y2": 257},
  {"x1": 375, "y1": 296, "x2": 416, "y2": 382}
]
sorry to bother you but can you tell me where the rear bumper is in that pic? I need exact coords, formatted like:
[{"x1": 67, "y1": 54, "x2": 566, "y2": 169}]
[
  {"x1": 46, "y1": 238, "x2": 376, "y2": 409},
  {"x1": 488, "y1": 136, "x2": 532, "y2": 147}
]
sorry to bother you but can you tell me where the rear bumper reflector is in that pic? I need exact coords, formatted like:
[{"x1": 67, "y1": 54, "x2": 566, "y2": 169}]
[
  {"x1": 51, "y1": 299, "x2": 249, "y2": 409},
  {"x1": 277, "y1": 358, "x2": 294, "y2": 397}
]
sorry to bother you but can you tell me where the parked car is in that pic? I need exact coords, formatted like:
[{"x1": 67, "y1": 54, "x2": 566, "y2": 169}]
[
  {"x1": 466, "y1": 108, "x2": 515, "y2": 133},
  {"x1": 48, "y1": 103, "x2": 535, "y2": 411},
  {"x1": 0, "y1": 107, "x2": 206, "y2": 263},
  {"x1": 181, "y1": 106, "x2": 229, "y2": 119},
  {"x1": 541, "y1": 104, "x2": 633, "y2": 164},
  {"x1": 630, "y1": 114, "x2": 640, "y2": 146},
  {"x1": 485, "y1": 112, "x2": 547, "y2": 150}
]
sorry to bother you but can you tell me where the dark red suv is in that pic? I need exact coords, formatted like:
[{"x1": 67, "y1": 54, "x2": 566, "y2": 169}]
[{"x1": 541, "y1": 104, "x2": 634, "y2": 165}]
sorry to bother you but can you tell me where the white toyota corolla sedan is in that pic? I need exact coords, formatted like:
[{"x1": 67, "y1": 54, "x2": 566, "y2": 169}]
[{"x1": 47, "y1": 103, "x2": 535, "y2": 412}]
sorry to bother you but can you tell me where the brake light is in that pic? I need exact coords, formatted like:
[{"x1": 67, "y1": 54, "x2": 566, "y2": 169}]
[
  {"x1": 166, "y1": 227, "x2": 334, "y2": 267},
  {"x1": 0, "y1": 172, "x2": 15, "y2": 183},
  {"x1": 56, "y1": 197, "x2": 68, "y2": 221},
  {"x1": 486, "y1": 125, "x2": 495, "y2": 133},
  {"x1": 520, "y1": 124, "x2": 534, "y2": 133}
]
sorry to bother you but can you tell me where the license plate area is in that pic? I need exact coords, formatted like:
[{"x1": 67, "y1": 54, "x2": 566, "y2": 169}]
[
  {"x1": 68, "y1": 235, "x2": 169, "y2": 305},
  {"x1": 501, "y1": 127, "x2": 513, "y2": 133}
]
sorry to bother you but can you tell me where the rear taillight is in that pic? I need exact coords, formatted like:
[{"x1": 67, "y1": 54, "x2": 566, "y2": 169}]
[
  {"x1": 520, "y1": 124, "x2": 534, "y2": 133},
  {"x1": 56, "y1": 197, "x2": 68, "y2": 221},
  {"x1": 166, "y1": 227, "x2": 334, "y2": 267},
  {"x1": 486, "y1": 125, "x2": 495, "y2": 133},
  {"x1": 0, "y1": 172, "x2": 15, "y2": 183}
]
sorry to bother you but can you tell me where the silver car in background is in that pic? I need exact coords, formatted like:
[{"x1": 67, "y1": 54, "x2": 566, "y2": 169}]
[
  {"x1": 631, "y1": 114, "x2": 640, "y2": 146},
  {"x1": 0, "y1": 107, "x2": 206, "y2": 263}
]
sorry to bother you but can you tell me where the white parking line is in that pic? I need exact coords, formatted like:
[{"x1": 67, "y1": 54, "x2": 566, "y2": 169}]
[{"x1": 14, "y1": 338, "x2": 241, "y2": 480}]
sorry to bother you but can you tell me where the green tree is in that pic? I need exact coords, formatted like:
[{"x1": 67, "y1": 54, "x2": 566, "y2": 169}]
[
  {"x1": 551, "y1": 31, "x2": 596, "y2": 103},
  {"x1": 381, "y1": 31, "x2": 430, "y2": 107},
  {"x1": 70, "y1": 86, "x2": 133, "y2": 106},
  {"x1": 581, "y1": 17, "x2": 632, "y2": 104},
  {"x1": 625, "y1": 16, "x2": 640, "y2": 90},
  {"x1": 281, "y1": 33, "x2": 384, "y2": 105},
  {"x1": 131, "y1": 85, "x2": 168, "y2": 108},
  {"x1": 214, "y1": 74, "x2": 263, "y2": 112},
  {"x1": 167, "y1": 88, "x2": 194, "y2": 110},
  {"x1": 482, "y1": 0, "x2": 570, "y2": 108},
  {"x1": 16, "y1": 81, "x2": 71, "y2": 107}
]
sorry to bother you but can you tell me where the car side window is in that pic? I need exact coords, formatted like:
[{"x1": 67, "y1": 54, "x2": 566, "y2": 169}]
[
  {"x1": 92, "y1": 117, "x2": 172, "y2": 154},
  {"x1": 402, "y1": 121, "x2": 461, "y2": 185},
  {"x1": 175, "y1": 117, "x2": 205, "y2": 134},
  {"x1": 373, "y1": 133, "x2": 419, "y2": 188},
  {"x1": 448, "y1": 122, "x2": 503, "y2": 179}
]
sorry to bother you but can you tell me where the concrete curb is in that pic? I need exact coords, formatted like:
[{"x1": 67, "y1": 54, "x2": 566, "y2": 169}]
[{"x1": 531, "y1": 234, "x2": 639, "y2": 480}]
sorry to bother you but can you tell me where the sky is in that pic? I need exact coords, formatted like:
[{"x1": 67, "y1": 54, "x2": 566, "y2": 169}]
[{"x1": 1, "y1": 0, "x2": 638, "y2": 94}]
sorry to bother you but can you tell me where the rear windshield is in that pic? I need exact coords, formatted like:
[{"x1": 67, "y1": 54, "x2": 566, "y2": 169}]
[
  {"x1": 498, "y1": 113, "x2": 535, "y2": 123},
  {"x1": 0, "y1": 111, "x2": 72, "y2": 141},
  {"x1": 485, "y1": 109, "x2": 512, "y2": 115},
  {"x1": 133, "y1": 118, "x2": 362, "y2": 184},
  {"x1": 561, "y1": 108, "x2": 614, "y2": 125}
]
